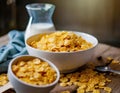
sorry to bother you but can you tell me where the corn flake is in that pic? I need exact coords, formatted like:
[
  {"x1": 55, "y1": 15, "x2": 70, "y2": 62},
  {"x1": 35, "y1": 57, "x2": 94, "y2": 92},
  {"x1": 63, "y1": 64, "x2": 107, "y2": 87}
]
[
  {"x1": 12, "y1": 58, "x2": 57, "y2": 86},
  {"x1": 59, "y1": 68, "x2": 112, "y2": 93},
  {"x1": 0, "y1": 73, "x2": 8, "y2": 86},
  {"x1": 30, "y1": 31, "x2": 93, "y2": 52}
]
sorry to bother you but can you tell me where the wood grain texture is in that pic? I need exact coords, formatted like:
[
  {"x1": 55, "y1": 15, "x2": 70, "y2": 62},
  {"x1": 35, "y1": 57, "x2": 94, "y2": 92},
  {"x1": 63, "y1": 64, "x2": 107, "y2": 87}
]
[{"x1": 0, "y1": 35, "x2": 120, "y2": 93}]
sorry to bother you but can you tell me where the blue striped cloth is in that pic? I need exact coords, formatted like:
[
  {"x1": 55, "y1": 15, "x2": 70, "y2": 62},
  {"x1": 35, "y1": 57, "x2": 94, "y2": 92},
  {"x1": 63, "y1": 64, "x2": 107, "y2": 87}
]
[{"x1": 0, "y1": 30, "x2": 28, "y2": 73}]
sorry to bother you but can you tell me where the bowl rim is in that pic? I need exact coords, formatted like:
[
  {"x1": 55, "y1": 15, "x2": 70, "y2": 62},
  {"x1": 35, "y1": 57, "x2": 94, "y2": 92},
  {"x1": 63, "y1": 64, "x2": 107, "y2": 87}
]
[
  {"x1": 8, "y1": 55, "x2": 60, "y2": 88},
  {"x1": 26, "y1": 31, "x2": 98, "y2": 54}
]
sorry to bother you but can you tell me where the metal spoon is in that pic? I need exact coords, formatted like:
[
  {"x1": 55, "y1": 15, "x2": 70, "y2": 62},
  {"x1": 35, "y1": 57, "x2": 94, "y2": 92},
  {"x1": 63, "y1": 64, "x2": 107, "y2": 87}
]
[
  {"x1": 95, "y1": 65, "x2": 120, "y2": 75},
  {"x1": 95, "y1": 58, "x2": 120, "y2": 75}
]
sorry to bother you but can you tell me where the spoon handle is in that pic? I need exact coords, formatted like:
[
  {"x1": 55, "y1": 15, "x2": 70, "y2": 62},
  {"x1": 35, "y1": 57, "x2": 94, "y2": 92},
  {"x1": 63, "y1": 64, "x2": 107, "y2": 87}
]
[{"x1": 110, "y1": 69, "x2": 120, "y2": 75}]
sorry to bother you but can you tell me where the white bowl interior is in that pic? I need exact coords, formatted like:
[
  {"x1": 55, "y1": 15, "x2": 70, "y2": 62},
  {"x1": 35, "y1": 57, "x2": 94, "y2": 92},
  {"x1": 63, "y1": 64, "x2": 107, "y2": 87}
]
[
  {"x1": 8, "y1": 55, "x2": 60, "y2": 87},
  {"x1": 26, "y1": 31, "x2": 98, "y2": 52}
]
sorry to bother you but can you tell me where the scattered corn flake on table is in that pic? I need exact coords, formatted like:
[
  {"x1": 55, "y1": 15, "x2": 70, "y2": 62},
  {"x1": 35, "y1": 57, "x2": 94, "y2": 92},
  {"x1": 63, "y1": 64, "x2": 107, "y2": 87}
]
[{"x1": 0, "y1": 34, "x2": 120, "y2": 93}]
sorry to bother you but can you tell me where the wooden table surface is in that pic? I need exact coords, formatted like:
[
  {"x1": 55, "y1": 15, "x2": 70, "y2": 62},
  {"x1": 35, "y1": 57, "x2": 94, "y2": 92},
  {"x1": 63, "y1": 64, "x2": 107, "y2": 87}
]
[{"x1": 0, "y1": 34, "x2": 120, "y2": 93}]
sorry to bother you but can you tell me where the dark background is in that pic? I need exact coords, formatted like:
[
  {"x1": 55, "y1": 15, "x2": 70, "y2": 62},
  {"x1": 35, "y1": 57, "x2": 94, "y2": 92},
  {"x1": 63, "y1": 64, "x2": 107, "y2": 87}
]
[{"x1": 0, "y1": 0, "x2": 120, "y2": 47}]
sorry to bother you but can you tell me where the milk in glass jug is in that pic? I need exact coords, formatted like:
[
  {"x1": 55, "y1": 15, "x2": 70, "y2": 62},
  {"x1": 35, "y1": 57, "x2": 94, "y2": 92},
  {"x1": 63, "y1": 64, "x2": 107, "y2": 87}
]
[{"x1": 25, "y1": 3, "x2": 56, "y2": 40}]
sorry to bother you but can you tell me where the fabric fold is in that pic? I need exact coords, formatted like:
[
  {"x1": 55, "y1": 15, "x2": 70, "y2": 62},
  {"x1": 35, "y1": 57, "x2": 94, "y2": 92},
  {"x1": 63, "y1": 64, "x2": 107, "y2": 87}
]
[{"x1": 0, "y1": 30, "x2": 28, "y2": 72}]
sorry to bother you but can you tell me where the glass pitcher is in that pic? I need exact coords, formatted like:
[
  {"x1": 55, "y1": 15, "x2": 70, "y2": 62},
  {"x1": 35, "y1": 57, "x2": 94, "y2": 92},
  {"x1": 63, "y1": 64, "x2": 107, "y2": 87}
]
[{"x1": 25, "y1": 3, "x2": 56, "y2": 40}]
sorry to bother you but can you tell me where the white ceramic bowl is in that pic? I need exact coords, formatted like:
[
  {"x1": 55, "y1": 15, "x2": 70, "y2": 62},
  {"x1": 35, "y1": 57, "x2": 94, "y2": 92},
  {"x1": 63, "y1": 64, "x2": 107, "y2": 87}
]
[
  {"x1": 26, "y1": 31, "x2": 98, "y2": 73},
  {"x1": 8, "y1": 55, "x2": 60, "y2": 93}
]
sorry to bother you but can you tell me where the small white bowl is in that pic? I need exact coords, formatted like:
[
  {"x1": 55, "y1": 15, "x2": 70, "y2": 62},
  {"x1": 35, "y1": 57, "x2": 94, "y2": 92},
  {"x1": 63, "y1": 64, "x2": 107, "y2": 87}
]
[
  {"x1": 8, "y1": 55, "x2": 60, "y2": 93},
  {"x1": 26, "y1": 31, "x2": 98, "y2": 73}
]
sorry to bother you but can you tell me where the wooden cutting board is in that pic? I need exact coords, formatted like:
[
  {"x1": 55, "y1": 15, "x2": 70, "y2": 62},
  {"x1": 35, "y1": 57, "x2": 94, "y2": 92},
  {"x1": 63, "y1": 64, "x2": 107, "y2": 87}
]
[{"x1": 0, "y1": 34, "x2": 120, "y2": 93}]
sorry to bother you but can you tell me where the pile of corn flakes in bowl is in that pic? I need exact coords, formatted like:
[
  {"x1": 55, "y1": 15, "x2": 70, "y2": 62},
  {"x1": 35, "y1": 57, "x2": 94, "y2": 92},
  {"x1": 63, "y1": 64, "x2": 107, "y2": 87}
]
[
  {"x1": 26, "y1": 31, "x2": 98, "y2": 73},
  {"x1": 8, "y1": 55, "x2": 60, "y2": 93}
]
